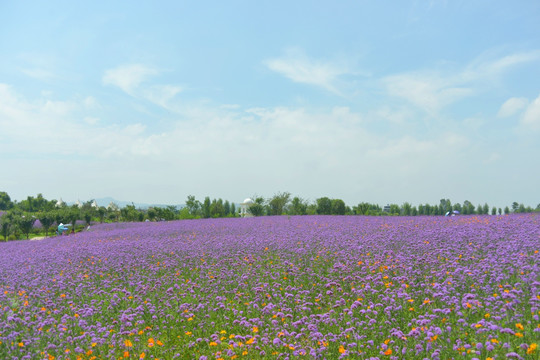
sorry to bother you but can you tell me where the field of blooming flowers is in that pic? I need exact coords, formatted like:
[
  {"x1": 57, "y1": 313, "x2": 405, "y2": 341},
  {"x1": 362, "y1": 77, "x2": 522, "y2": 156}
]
[{"x1": 0, "y1": 214, "x2": 539, "y2": 360}]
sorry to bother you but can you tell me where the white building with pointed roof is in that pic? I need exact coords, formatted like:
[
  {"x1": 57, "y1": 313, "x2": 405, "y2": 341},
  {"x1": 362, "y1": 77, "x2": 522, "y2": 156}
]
[
  {"x1": 240, "y1": 198, "x2": 254, "y2": 217},
  {"x1": 56, "y1": 198, "x2": 66, "y2": 208}
]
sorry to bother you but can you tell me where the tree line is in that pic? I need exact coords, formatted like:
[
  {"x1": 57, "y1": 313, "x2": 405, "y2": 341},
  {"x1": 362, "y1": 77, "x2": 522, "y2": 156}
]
[{"x1": 0, "y1": 191, "x2": 538, "y2": 241}]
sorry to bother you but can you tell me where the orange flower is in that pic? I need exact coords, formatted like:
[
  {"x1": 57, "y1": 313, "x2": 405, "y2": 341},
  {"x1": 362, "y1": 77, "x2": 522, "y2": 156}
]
[
  {"x1": 527, "y1": 343, "x2": 537, "y2": 354},
  {"x1": 139, "y1": 353, "x2": 145, "y2": 359},
  {"x1": 339, "y1": 345, "x2": 346, "y2": 354},
  {"x1": 123, "y1": 351, "x2": 129, "y2": 358},
  {"x1": 124, "y1": 339, "x2": 133, "y2": 347},
  {"x1": 516, "y1": 323, "x2": 524, "y2": 330},
  {"x1": 384, "y1": 348, "x2": 392, "y2": 355}
]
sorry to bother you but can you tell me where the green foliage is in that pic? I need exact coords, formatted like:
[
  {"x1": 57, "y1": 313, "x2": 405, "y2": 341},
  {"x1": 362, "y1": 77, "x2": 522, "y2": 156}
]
[
  {"x1": 185, "y1": 195, "x2": 202, "y2": 217},
  {"x1": 289, "y1": 196, "x2": 308, "y2": 215},
  {"x1": 38, "y1": 211, "x2": 54, "y2": 237},
  {"x1": 202, "y1": 197, "x2": 211, "y2": 218},
  {"x1": 331, "y1": 199, "x2": 346, "y2": 215},
  {"x1": 97, "y1": 207, "x2": 106, "y2": 223},
  {"x1": 0, "y1": 191, "x2": 14, "y2": 210},
  {"x1": 316, "y1": 197, "x2": 332, "y2": 215},
  {"x1": 402, "y1": 202, "x2": 412, "y2": 216},
  {"x1": 224, "y1": 200, "x2": 231, "y2": 216},
  {"x1": 248, "y1": 196, "x2": 266, "y2": 217},
  {"x1": 268, "y1": 192, "x2": 291, "y2": 215},
  {"x1": 147, "y1": 207, "x2": 157, "y2": 221},
  {"x1": 16, "y1": 214, "x2": 36, "y2": 240},
  {"x1": 210, "y1": 199, "x2": 224, "y2": 218},
  {"x1": 1, "y1": 214, "x2": 12, "y2": 241}
]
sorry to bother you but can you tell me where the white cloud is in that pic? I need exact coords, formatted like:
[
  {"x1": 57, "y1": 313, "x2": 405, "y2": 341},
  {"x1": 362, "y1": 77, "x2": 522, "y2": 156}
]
[
  {"x1": 84, "y1": 116, "x2": 99, "y2": 125},
  {"x1": 264, "y1": 49, "x2": 353, "y2": 95},
  {"x1": 102, "y1": 64, "x2": 183, "y2": 110},
  {"x1": 383, "y1": 72, "x2": 472, "y2": 114},
  {"x1": 142, "y1": 85, "x2": 183, "y2": 109},
  {"x1": 497, "y1": 97, "x2": 528, "y2": 118},
  {"x1": 102, "y1": 64, "x2": 159, "y2": 95},
  {"x1": 521, "y1": 94, "x2": 540, "y2": 130},
  {"x1": 20, "y1": 68, "x2": 55, "y2": 80},
  {"x1": 384, "y1": 50, "x2": 540, "y2": 114},
  {"x1": 467, "y1": 50, "x2": 540, "y2": 79}
]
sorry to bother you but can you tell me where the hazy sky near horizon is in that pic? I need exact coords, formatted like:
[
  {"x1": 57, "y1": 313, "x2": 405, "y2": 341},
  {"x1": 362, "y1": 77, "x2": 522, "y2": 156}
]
[{"x1": 1, "y1": 0, "x2": 539, "y2": 208}]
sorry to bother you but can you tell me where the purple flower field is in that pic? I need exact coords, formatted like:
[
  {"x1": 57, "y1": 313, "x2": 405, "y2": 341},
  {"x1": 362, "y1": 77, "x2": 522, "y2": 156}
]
[{"x1": 1, "y1": 215, "x2": 539, "y2": 360}]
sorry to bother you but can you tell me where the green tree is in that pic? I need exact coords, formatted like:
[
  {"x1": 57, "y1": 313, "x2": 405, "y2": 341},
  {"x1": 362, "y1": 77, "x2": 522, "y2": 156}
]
[
  {"x1": 512, "y1": 202, "x2": 519, "y2": 213},
  {"x1": 289, "y1": 197, "x2": 308, "y2": 215},
  {"x1": 210, "y1": 199, "x2": 224, "y2": 218},
  {"x1": 268, "y1": 192, "x2": 291, "y2": 216},
  {"x1": 463, "y1": 200, "x2": 475, "y2": 215},
  {"x1": 202, "y1": 197, "x2": 211, "y2": 218},
  {"x1": 483, "y1": 203, "x2": 489, "y2": 215},
  {"x1": 388, "y1": 204, "x2": 400, "y2": 215},
  {"x1": 440, "y1": 199, "x2": 452, "y2": 213},
  {"x1": 316, "y1": 197, "x2": 332, "y2": 215},
  {"x1": 147, "y1": 208, "x2": 157, "y2": 221},
  {"x1": 82, "y1": 211, "x2": 92, "y2": 227},
  {"x1": 121, "y1": 204, "x2": 138, "y2": 222},
  {"x1": 476, "y1": 204, "x2": 483, "y2": 215},
  {"x1": 504, "y1": 206, "x2": 510, "y2": 215},
  {"x1": 97, "y1": 207, "x2": 106, "y2": 223},
  {"x1": 38, "y1": 212, "x2": 54, "y2": 237},
  {"x1": 498, "y1": 208, "x2": 502, "y2": 215},
  {"x1": 331, "y1": 199, "x2": 346, "y2": 215},
  {"x1": 230, "y1": 203, "x2": 236, "y2": 217},
  {"x1": 1, "y1": 214, "x2": 12, "y2": 241},
  {"x1": 402, "y1": 202, "x2": 412, "y2": 216},
  {"x1": 17, "y1": 214, "x2": 36, "y2": 240},
  {"x1": 224, "y1": 200, "x2": 231, "y2": 217},
  {"x1": 248, "y1": 197, "x2": 266, "y2": 217},
  {"x1": 491, "y1": 207, "x2": 497, "y2": 215},
  {"x1": 185, "y1": 195, "x2": 202, "y2": 217},
  {"x1": 161, "y1": 206, "x2": 178, "y2": 221},
  {"x1": 354, "y1": 202, "x2": 370, "y2": 215},
  {"x1": 0, "y1": 191, "x2": 13, "y2": 210},
  {"x1": 66, "y1": 208, "x2": 79, "y2": 234}
]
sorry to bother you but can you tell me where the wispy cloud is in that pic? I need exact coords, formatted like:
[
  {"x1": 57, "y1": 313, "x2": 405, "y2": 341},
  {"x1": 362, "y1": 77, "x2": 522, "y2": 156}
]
[
  {"x1": 264, "y1": 49, "x2": 355, "y2": 95},
  {"x1": 497, "y1": 97, "x2": 528, "y2": 118},
  {"x1": 465, "y1": 50, "x2": 540, "y2": 80},
  {"x1": 521, "y1": 94, "x2": 540, "y2": 131},
  {"x1": 102, "y1": 64, "x2": 159, "y2": 95},
  {"x1": 102, "y1": 64, "x2": 182, "y2": 110},
  {"x1": 383, "y1": 50, "x2": 540, "y2": 114},
  {"x1": 383, "y1": 71, "x2": 472, "y2": 115},
  {"x1": 19, "y1": 68, "x2": 55, "y2": 80}
]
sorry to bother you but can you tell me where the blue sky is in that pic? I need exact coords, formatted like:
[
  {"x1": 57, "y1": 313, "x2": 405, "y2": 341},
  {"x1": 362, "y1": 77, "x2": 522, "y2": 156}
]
[{"x1": 1, "y1": 0, "x2": 539, "y2": 209}]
